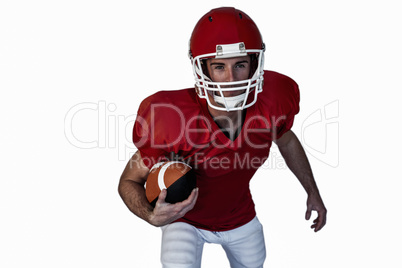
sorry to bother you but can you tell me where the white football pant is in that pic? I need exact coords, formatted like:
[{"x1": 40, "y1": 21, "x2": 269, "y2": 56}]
[{"x1": 161, "y1": 217, "x2": 266, "y2": 268}]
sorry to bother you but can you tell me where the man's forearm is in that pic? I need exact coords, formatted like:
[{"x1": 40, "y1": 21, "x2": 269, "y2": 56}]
[
  {"x1": 277, "y1": 131, "x2": 320, "y2": 196},
  {"x1": 276, "y1": 131, "x2": 327, "y2": 231},
  {"x1": 118, "y1": 179, "x2": 154, "y2": 224},
  {"x1": 118, "y1": 151, "x2": 155, "y2": 224}
]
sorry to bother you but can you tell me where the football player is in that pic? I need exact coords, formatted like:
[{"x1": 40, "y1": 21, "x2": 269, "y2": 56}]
[{"x1": 119, "y1": 7, "x2": 327, "y2": 268}]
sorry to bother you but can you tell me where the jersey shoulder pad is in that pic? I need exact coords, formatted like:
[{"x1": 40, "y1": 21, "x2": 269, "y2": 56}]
[
  {"x1": 133, "y1": 88, "x2": 198, "y2": 165},
  {"x1": 259, "y1": 70, "x2": 300, "y2": 116}
]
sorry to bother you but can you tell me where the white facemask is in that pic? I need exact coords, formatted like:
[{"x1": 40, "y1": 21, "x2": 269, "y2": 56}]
[{"x1": 191, "y1": 43, "x2": 265, "y2": 112}]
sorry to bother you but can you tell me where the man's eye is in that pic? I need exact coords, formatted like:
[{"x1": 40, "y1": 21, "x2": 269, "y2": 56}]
[
  {"x1": 236, "y1": 64, "x2": 245, "y2": 68},
  {"x1": 214, "y1": 66, "x2": 224, "y2": 70}
]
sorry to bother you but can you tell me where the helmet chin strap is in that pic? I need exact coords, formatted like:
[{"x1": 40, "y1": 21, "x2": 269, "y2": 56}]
[{"x1": 213, "y1": 92, "x2": 247, "y2": 111}]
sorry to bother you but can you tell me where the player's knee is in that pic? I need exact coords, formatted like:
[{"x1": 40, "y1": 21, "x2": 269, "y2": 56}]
[
  {"x1": 235, "y1": 247, "x2": 266, "y2": 268},
  {"x1": 161, "y1": 222, "x2": 202, "y2": 267}
]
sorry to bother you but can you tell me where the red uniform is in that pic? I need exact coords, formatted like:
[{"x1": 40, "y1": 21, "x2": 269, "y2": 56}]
[{"x1": 133, "y1": 70, "x2": 300, "y2": 231}]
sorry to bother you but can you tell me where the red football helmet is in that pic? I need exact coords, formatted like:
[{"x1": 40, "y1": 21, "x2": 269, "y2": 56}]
[{"x1": 189, "y1": 7, "x2": 265, "y2": 111}]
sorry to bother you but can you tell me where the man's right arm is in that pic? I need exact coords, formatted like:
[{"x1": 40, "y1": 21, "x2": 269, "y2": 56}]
[{"x1": 118, "y1": 150, "x2": 199, "y2": 227}]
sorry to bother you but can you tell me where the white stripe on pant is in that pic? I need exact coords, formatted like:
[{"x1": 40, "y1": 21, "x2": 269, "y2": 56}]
[{"x1": 161, "y1": 217, "x2": 266, "y2": 268}]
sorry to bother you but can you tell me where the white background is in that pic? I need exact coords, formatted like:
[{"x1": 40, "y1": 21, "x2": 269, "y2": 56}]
[{"x1": 1, "y1": 0, "x2": 401, "y2": 267}]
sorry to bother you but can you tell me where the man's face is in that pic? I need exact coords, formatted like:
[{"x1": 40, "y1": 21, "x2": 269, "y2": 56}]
[{"x1": 206, "y1": 55, "x2": 251, "y2": 98}]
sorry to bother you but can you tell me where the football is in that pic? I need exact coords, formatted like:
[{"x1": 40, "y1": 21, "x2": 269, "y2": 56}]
[{"x1": 145, "y1": 161, "x2": 196, "y2": 207}]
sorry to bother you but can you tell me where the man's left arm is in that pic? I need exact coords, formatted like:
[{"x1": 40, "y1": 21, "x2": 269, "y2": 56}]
[{"x1": 274, "y1": 130, "x2": 327, "y2": 232}]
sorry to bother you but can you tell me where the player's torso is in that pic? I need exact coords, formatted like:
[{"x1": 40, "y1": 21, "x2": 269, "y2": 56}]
[{"x1": 135, "y1": 70, "x2": 299, "y2": 230}]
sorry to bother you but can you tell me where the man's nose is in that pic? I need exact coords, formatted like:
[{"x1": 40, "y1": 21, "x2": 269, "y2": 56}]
[{"x1": 225, "y1": 68, "x2": 235, "y2": 82}]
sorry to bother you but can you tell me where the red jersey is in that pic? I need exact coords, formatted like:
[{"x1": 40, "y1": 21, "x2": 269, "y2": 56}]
[{"x1": 133, "y1": 70, "x2": 300, "y2": 231}]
